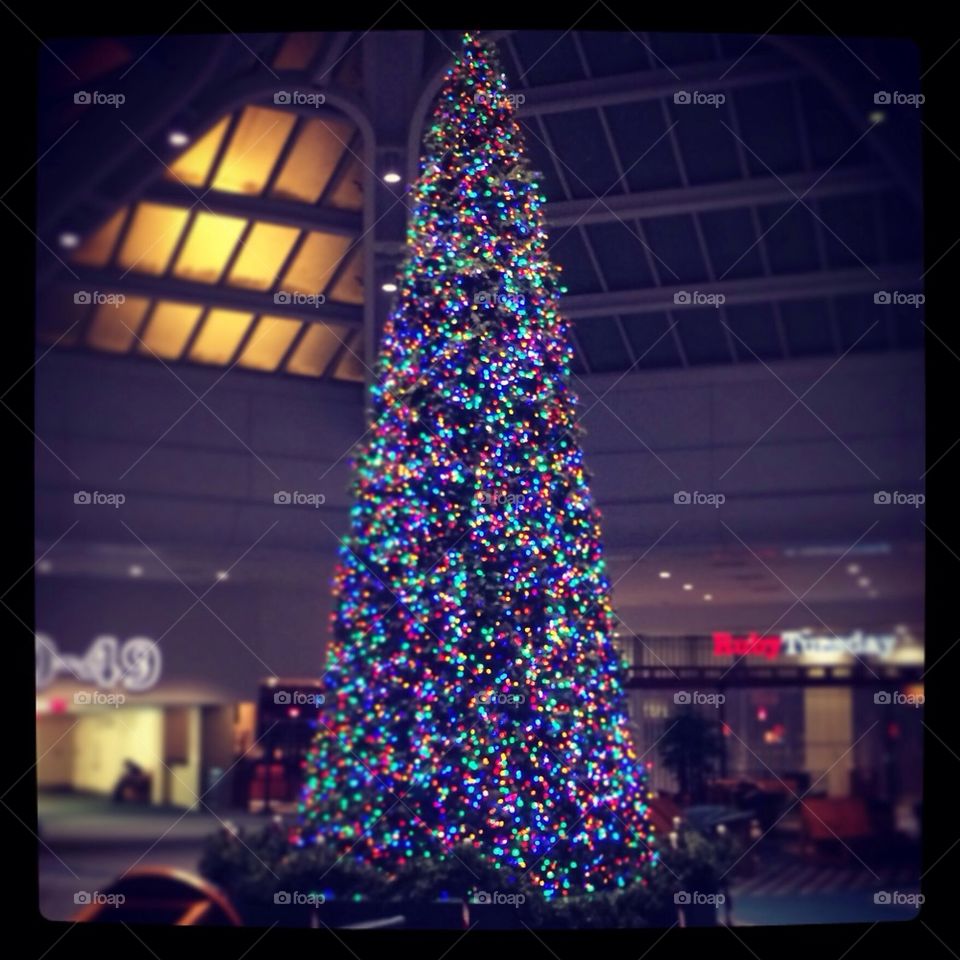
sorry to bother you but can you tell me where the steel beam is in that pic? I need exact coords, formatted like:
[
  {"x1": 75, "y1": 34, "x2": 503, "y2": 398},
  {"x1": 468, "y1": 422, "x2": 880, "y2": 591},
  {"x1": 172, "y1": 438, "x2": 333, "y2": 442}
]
[
  {"x1": 562, "y1": 264, "x2": 923, "y2": 318},
  {"x1": 63, "y1": 270, "x2": 364, "y2": 327},
  {"x1": 546, "y1": 167, "x2": 894, "y2": 227}
]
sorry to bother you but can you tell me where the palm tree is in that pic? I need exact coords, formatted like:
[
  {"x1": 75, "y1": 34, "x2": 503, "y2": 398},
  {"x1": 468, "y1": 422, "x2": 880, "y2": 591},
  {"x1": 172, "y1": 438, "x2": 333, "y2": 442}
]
[{"x1": 659, "y1": 708, "x2": 725, "y2": 804}]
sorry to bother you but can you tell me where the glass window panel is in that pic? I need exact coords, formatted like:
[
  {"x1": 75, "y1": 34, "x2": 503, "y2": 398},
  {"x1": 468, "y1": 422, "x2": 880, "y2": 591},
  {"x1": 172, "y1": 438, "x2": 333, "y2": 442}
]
[
  {"x1": 227, "y1": 222, "x2": 300, "y2": 290},
  {"x1": 172, "y1": 212, "x2": 247, "y2": 284},
  {"x1": 326, "y1": 245, "x2": 364, "y2": 304},
  {"x1": 280, "y1": 231, "x2": 352, "y2": 294},
  {"x1": 86, "y1": 296, "x2": 150, "y2": 353},
  {"x1": 285, "y1": 322, "x2": 345, "y2": 376},
  {"x1": 333, "y1": 337, "x2": 365, "y2": 381},
  {"x1": 117, "y1": 203, "x2": 190, "y2": 275},
  {"x1": 237, "y1": 316, "x2": 302, "y2": 371},
  {"x1": 273, "y1": 32, "x2": 323, "y2": 70},
  {"x1": 72, "y1": 207, "x2": 128, "y2": 267},
  {"x1": 138, "y1": 301, "x2": 204, "y2": 359},
  {"x1": 271, "y1": 116, "x2": 355, "y2": 204},
  {"x1": 326, "y1": 153, "x2": 364, "y2": 210},
  {"x1": 188, "y1": 308, "x2": 253, "y2": 364},
  {"x1": 211, "y1": 106, "x2": 296, "y2": 195},
  {"x1": 165, "y1": 116, "x2": 230, "y2": 188}
]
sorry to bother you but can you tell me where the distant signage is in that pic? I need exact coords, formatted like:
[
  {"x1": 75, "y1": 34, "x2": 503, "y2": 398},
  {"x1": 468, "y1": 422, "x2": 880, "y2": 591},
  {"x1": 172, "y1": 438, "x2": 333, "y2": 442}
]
[
  {"x1": 36, "y1": 634, "x2": 162, "y2": 692},
  {"x1": 712, "y1": 629, "x2": 898, "y2": 662}
]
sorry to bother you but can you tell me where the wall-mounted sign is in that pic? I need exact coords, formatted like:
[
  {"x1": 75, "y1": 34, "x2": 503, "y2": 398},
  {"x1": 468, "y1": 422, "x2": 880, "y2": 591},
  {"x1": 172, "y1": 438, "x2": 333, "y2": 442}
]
[
  {"x1": 712, "y1": 629, "x2": 899, "y2": 662},
  {"x1": 36, "y1": 634, "x2": 162, "y2": 692}
]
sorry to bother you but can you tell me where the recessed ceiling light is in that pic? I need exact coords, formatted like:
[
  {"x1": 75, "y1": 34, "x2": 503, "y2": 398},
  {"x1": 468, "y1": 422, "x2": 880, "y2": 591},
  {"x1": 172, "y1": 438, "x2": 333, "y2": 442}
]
[
  {"x1": 847, "y1": 563, "x2": 861, "y2": 575},
  {"x1": 703, "y1": 593, "x2": 713, "y2": 601},
  {"x1": 128, "y1": 564, "x2": 144, "y2": 578},
  {"x1": 58, "y1": 232, "x2": 80, "y2": 249},
  {"x1": 658, "y1": 571, "x2": 671, "y2": 579},
  {"x1": 383, "y1": 171, "x2": 402, "y2": 184},
  {"x1": 682, "y1": 583, "x2": 693, "y2": 591},
  {"x1": 37, "y1": 559, "x2": 54, "y2": 574},
  {"x1": 869, "y1": 110, "x2": 886, "y2": 125},
  {"x1": 381, "y1": 282, "x2": 398, "y2": 293},
  {"x1": 857, "y1": 576, "x2": 871, "y2": 588},
  {"x1": 216, "y1": 570, "x2": 229, "y2": 581},
  {"x1": 167, "y1": 130, "x2": 190, "y2": 148}
]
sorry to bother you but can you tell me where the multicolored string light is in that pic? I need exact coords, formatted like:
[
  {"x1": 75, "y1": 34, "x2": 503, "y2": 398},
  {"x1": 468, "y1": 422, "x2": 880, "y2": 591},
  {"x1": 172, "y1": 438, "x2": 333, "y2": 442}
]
[{"x1": 294, "y1": 31, "x2": 656, "y2": 898}]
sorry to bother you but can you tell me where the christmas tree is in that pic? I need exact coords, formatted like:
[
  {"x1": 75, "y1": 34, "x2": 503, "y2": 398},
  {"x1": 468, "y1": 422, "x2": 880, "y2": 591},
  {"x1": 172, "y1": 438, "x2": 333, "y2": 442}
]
[{"x1": 294, "y1": 32, "x2": 657, "y2": 899}]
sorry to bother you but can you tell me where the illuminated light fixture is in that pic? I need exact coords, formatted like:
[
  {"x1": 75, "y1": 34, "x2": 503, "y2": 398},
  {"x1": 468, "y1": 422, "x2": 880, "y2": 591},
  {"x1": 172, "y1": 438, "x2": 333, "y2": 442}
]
[
  {"x1": 682, "y1": 583, "x2": 693, "y2": 591},
  {"x1": 381, "y1": 282, "x2": 398, "y2": 293},
  {"x1": 216, "y1": 570, "x2": 230, "y2": 581},
  {"x1": 847, "y1": 563, "x2": 861, "y2": 575},
  {"x1": 37, "y1": 559, "x2": 54, "y2": 574},
  {"x1": 869, "y1": 110, "x2": 886, "y2": 125},
  {"x1": 58, "y1": 231, "x2": 80, "y2": 249},
  {"x1": 703, "y1": 593, "x2": 713, "y2": 601},
  {"x1": 128, "y1": 564, "x2": 144, "y2": 578},
  {"x1": 383, "y1": 170, "x2": 402, "y2": 184},
  {"x1": 658, "y1": 571, "x2": 671, "y2": 579},
  {"x1": 857, "y1": 576, "x2": 871, "y2": 588},
  {"x1": 168, "y1": 130, "x2": 191, "y2": 148}
]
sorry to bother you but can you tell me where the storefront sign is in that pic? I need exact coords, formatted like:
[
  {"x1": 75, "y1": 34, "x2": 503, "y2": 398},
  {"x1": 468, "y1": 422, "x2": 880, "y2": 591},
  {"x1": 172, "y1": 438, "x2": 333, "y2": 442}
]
[
  {"x1": 36, "y1": 634, "x2": 163, "y2": 692},
  {"x1": 712, "y1": 629, "x2": 898, "y2": 662}
]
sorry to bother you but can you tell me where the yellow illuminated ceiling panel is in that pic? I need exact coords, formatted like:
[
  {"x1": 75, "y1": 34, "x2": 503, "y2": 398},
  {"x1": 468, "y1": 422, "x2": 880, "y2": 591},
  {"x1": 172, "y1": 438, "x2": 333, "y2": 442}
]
[
  {"x1": 211, "y1": 107, "x2": 297, "y2": 196},
  {"x1": 72, "y1": 207, "x2": 128, "y2": 267},
  {"x1": 86, "y1": 296, "x2": 151, "y2": 353},
  {"x1": 189, "y1": 308, "x2": 253, "y2": 364},
  {"x1": 237, "y1": 316, "x2": 302, "y2": 371},
  {"x1": 326, "y1": 245, "x2": 364, "y2": 304},
  {"x1": 117, "y1": 203, "x2": 190, "y2": 275},
  {"x1": 280, "y1": 231, "x2": 352, "y2": 294},
  {"x1": 271, "y1": 117, "x2": 354, "y2": 204},
  {"x1": 273, "y1": 32, "x2": 323, "y2": 69},
  {"x1": 286, "y1": 323, "x2": 344, "y2": 376},
  {"x1": 227, "y1": 222, "x2": 300, "y2": 290},
  {"x1": 138, "y1": 301, "x2": 203, "y2": 359},
  {"x1": 172, "y1": 212, "x2": 247, "y2": 284},
  {"x1": 333, "y1": 338, "x2": 366, "y2": 382},
  {"x1": 165, "y1": 117, "x2": 230, "y2": 188},
  {"x1": 326, "y1": 154, "x2": 364, "y2": 210}
]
